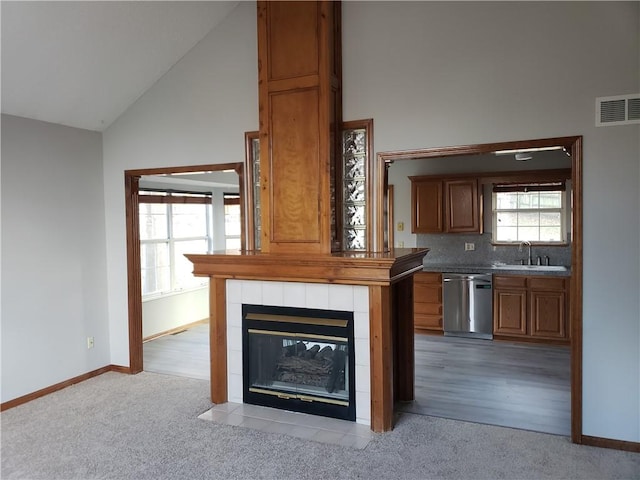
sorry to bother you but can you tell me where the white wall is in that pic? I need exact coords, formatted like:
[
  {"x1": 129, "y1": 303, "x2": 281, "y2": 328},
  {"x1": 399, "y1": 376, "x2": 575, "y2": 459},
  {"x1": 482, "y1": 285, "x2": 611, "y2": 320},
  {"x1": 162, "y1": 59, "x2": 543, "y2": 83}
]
[
  {"x1": 342, "y1": 1, "x2": 639, "y2": 442},
  {"x1": 142, "y1": 287, "x2": 208, "y2": 339},
  {"x1": 101, "y1": 2, "x2": 639, "y2": 442},
  {"x1": 1, "y1": 114, "x2": 109, "y2": 402},
  {"x1": 102, "y1": 2, "x2": 258, "y2": 366}
]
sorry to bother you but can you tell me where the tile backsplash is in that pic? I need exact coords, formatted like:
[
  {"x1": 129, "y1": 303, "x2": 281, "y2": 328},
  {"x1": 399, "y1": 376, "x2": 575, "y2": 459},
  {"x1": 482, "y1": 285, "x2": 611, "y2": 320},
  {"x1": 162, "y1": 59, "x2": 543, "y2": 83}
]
[{"x1": 417, "y1": 233, "x2": 571, "y2": 267}]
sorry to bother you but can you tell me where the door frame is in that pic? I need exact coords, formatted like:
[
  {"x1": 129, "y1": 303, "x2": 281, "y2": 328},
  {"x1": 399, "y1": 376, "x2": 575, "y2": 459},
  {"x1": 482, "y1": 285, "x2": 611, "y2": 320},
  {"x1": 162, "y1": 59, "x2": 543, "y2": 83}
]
[
  {"x1": 374, "y1": 135, "x2": 583, "y2": 444},
  {"x1": 124, "y1": 162, "x2": 246, "y2": 374}
]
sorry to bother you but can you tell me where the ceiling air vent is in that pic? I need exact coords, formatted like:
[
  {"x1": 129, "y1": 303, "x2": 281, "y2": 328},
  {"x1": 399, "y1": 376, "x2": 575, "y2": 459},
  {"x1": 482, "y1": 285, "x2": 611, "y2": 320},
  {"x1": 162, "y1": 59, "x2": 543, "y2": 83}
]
[{"x1": 596, "y1": 94, "x2": 640, "y2": 126}]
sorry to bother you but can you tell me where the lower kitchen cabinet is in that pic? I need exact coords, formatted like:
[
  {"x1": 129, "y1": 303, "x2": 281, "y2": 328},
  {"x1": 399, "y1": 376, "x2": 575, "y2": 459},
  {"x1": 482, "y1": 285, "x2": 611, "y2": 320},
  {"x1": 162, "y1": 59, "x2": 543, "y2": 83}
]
[
  {"x1": 493, "y1": 275, "x2": 569, "y2": 342},
  {"x1": 414, "y1": 272, "x2": 443, "y2": 332}
]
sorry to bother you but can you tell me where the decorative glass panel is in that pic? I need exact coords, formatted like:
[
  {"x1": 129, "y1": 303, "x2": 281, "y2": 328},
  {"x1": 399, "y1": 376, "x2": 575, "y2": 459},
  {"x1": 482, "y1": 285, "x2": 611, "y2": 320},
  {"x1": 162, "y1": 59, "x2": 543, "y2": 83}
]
[
  {"x1": 344, "y1": 227, "x2": 366, "y2": 250},
  {"x1": 342, "y1": 126, "x2": 368, "y2": 251}
]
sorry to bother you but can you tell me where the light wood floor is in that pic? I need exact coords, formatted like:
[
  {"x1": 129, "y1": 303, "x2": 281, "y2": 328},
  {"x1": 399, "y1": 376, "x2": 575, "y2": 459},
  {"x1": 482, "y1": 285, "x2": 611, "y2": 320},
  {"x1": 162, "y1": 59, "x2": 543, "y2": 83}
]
[
  {"x1": 144, "y1": 322, "x2": 210, "y2": 381},
  {"x1": 143, "y1": 325, "x2": 570, "y2": 436},
  {"x1": 401, "y1": 334, "x2": 570, "y2": 436}
]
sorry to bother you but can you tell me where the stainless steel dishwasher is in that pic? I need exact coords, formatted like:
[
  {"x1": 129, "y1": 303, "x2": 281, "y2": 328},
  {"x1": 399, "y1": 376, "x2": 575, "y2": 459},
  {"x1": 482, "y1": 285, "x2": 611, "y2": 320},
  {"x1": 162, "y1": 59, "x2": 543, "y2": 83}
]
[{"x1": 442, "y1": 273, "x2": 493, "y2": 339}]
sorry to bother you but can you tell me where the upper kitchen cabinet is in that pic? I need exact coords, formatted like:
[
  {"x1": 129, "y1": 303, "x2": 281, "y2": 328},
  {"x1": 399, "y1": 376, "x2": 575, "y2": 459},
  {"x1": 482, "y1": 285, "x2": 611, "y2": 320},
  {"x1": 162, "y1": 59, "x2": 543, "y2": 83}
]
[
  {"x1": 411, "y1": 179, "x2": 443, "y2": 233},
  {"x1": 445, "y1": 178, "x2": 480, "y2": 233},
  {"x1": 410, "y1": 176, "x2": 481, "y2": 234}
]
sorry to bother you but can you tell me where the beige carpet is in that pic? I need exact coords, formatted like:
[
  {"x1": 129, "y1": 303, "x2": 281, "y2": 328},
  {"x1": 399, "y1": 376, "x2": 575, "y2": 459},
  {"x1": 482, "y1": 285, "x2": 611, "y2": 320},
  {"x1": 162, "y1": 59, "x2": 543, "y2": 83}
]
[{"x1": 1, "y1": 371, "x2": 638, "y2": 479}]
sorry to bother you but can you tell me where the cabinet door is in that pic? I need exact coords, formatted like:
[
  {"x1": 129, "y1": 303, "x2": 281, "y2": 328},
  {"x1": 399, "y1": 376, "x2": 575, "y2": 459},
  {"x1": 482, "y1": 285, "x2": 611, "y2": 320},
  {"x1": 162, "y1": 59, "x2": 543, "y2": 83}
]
[
  {"x1": 493, "y1": 289, "x2": 527, "y2": 336},
  {"x1": 413, "y1": 273, "x2": 443, "y2": 331},
  {"x1": 411, "y1": 180, "x2": 443, "y2": 233},
  {"x1": 414, "y1": 284, "x2": 443, "y2": 330},
  {"x1": 530, "y1": 290, "x2": 566, "y2": 339},
  {"x1": 415, "y1": 313, "x2": 443, "y2": 330},
  {"x1": 445, "y1": 179, "x2": 480, "y2": 233}
]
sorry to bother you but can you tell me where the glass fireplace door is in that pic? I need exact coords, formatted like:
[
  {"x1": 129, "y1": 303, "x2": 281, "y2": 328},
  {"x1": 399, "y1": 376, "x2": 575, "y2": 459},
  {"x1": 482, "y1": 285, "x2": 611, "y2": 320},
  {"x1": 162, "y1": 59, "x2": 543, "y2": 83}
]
[
  {"x1": 247, "y1": 330, "x2": 350, "y2": 406},
  {"x1": 242, "y1": 305, "x2": 355, "y2": 421}
]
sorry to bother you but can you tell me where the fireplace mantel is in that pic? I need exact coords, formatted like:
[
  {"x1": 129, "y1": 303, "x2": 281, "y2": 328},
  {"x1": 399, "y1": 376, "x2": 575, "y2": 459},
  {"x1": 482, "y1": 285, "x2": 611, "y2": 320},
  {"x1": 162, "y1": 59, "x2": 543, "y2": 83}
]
[
  {"x1": 186, "y1": 248, "x2": 428, "y2": 285},
  {"x1": 186, "y1": 248, "x2": 428, "y2": 432}
]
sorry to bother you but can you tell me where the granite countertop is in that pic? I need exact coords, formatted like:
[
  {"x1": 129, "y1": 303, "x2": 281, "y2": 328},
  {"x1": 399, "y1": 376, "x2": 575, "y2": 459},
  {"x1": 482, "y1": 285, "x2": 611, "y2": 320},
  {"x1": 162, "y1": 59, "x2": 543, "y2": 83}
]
[{"x1": 422, "y1": 263, "x2": 571, "y2": 277}]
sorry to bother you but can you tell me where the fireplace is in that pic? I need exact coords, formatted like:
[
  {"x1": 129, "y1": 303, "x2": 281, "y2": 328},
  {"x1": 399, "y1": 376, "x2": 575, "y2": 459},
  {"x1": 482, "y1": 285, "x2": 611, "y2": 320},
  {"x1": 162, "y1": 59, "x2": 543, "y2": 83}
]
[{"x1": 242, "y1": 304, "x2": 356, "y2": 421}]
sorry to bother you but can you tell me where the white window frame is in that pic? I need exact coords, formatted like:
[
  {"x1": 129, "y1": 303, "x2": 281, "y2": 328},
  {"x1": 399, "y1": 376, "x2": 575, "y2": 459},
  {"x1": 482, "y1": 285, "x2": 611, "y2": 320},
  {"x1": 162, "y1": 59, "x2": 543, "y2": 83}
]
[
  {"x1": 140, "y1": 193, "x2": 212, "y2": 299},
  {"x1": 223, "y1": 193, "x2": 242, "y2": 250},
  {"x1": 491, "y1": 187, "x2": 569, "y2": 245}
]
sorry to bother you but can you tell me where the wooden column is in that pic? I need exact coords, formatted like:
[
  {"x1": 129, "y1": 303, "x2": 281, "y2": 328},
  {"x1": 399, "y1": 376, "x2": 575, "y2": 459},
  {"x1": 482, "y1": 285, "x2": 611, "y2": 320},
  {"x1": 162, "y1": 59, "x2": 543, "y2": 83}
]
[
  {"x1": 369, "y1": 285, "x2": 394, "y2": 432},
  {"x1": 257, "y1": 1, "x2": 342, "y2": 255},
  {"x1": 394, "y1": 275, "x2": 415, "y2": 402},
  {"x1": 209, "y1": 277, "x2": 227, "y2": 403},
  {"x1": 125, "y1": 175, "x2": 143, "y2": 374}
]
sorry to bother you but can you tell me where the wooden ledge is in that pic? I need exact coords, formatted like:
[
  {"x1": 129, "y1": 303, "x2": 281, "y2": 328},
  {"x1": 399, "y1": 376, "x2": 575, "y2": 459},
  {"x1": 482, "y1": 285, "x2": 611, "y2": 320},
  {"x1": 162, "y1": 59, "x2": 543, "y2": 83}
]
[{"x1": 185, "y1": 248, "x2": 429, "y2": 286}]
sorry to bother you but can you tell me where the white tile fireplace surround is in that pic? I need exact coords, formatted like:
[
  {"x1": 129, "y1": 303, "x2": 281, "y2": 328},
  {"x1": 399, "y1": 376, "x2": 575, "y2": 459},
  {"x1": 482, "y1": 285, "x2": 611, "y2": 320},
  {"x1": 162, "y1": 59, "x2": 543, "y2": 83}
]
[{"x1": 225, "y1": 280, "x2": 371, "y2": 425}]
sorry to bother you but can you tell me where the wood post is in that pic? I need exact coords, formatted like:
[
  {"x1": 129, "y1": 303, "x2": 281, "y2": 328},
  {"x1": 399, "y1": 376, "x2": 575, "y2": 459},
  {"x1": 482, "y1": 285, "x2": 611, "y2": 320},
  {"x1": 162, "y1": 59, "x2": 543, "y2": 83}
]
[
  {"x1": 394, "y1": 275, "x2": 415, "y2": 402},
  {"x1": 369, "y1": 285, "x2": 393, "y2": 432},
  {"x1": 210, "y1": 277, "x2": 227, "y2": 403}
]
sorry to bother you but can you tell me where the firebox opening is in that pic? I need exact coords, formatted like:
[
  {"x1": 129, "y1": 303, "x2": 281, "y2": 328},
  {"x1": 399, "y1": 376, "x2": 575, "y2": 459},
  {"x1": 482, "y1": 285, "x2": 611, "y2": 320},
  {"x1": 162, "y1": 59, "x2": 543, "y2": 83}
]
[{"x1": 242, "y1": 304, "x2": 356, "y2": 421}]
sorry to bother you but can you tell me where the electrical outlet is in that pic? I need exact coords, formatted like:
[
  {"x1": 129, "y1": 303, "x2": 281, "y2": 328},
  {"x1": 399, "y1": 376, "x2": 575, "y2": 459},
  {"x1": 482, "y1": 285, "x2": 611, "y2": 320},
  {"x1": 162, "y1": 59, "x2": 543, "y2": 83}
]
[
  {"x1": 397, "y1": 221, "x2": 404, "y2": 232},
  {"x1": 399, "y1": 241, "x2": 405, "y2": 248},
  {"x1": 87, "y1": 336, "x2": 94, "y2": 349},
  {"x1": 464, "y1": 242, "x2": 475, "y2": 251}
]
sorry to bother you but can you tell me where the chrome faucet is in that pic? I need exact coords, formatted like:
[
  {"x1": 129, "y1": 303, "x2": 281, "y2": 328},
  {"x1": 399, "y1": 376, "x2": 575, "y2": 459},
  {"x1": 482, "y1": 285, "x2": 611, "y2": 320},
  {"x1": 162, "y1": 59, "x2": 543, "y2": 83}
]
[{"x1": 519, "y1": 241, "x2": 532, "y2": 265}]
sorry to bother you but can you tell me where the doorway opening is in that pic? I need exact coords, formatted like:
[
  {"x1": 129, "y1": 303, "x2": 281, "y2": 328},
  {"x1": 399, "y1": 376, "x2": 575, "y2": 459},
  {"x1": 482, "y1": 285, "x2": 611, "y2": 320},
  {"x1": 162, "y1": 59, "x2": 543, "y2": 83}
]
[
  {"x1": 375, "y1": 136, "x2": 583, "y2": 443},
  {"x1": 125, "y1": 162, "x2": 246, "y2": 378}
]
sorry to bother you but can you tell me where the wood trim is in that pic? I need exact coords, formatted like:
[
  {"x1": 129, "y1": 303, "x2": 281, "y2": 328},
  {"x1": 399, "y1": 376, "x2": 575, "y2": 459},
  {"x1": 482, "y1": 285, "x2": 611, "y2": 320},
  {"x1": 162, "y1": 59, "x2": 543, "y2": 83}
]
[
  {"x1": 109, "y1": 365, "x2": 132, "y2": 374},
  {"x1": 125, "y1": 163, "x2": 244, "y2": 375},
  {"x1": 580, "y1": 435, "x2": 640, "y2": 453},
  {"x1": 369, "y1": 284, "x2": 393, "y2": 432},
  {"x1": 235, "y1": 163, "x2": 247, "y2": 253},
  {"x1": 376, "y1": 159, "x2": 392, "y2": 251},
  {"x1": 378, "y1": 137, "x2": 578, "y2": 163},
  {"x1": 125, "y1": 162, "x2": 242, "y2": 177},
  {"x1": 210, "y1": 278, "x2": 227, "y2": 404},
  {"x1": 409, "y1": 168, "x2": 571, "y2": 185},
  {"x1": 125, "y1": 174, "x2": 143, "y2": 374},
  {"x1": 387, "y1": 184, "x2": 394, "y2": 249},
  {"x1": 0, "y1": 365, "x2": 130, "y2": 412},
  {"x1": 138, "y1": 194, "x2": 212, "y2": 205},
  {"x1": 570, "y1": 136, "x2": 584, "y2": 444},
  {"x1": 375, "y1": 135, "x2": 584, "y2": 444}
]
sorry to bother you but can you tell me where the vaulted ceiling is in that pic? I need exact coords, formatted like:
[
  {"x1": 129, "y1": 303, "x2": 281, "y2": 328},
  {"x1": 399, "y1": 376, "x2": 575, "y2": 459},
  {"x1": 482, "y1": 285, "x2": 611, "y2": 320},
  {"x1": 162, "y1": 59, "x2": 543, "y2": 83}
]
[{"x1": 1, "y1": 1, "x2": 239, "y2": 132}]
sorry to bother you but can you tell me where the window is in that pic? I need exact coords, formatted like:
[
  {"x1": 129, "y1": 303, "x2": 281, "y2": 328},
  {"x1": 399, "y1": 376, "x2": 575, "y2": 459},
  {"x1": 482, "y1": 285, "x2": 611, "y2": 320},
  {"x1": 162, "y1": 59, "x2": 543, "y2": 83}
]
[
  {"x1": 139, "y1": 192, "x2": 211, "y2": 297},
  {"x1": 223, "y1": 193, "x2": 241, "y2": 250},
  {"x1": 492, "y1": 182, "x2": 567, "y2": 244}
]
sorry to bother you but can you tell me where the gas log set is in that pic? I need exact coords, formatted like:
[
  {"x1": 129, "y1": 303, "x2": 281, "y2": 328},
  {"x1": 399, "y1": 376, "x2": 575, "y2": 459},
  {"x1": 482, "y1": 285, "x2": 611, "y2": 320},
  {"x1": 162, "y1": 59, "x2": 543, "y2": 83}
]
[{"x1": 278, "y1": 341, "x2": 347, "y2": 394}]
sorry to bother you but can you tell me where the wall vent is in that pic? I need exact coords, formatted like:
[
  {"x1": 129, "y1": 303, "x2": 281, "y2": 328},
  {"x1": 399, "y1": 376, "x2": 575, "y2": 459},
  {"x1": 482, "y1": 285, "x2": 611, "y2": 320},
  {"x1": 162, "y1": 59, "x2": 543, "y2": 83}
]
[{"x1": 596, "y1": 94, "x2": 640, "y2": 126}]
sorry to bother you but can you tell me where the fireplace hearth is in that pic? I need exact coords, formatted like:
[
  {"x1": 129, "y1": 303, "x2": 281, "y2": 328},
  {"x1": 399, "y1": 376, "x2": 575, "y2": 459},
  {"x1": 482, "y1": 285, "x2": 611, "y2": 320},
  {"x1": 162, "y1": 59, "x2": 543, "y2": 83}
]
[{"x1": 242, "y1": 304, "x2": 356, "y2": 421}]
